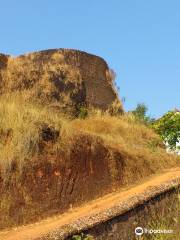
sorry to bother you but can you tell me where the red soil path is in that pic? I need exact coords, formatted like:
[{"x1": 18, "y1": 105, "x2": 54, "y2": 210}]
[{"x1": 0, "y1": 168, "x2": 179, "y2": 240}]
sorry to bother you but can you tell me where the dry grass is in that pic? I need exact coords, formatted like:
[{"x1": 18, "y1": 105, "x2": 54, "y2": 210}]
[
  {"x1": 0, "y1": 94, "x2": 179, "y2": 173},
  {"x1": 71, "y1": 111, "x2": 179, "y2": 182},
  {"x1": 1, "y1": 52, "x2": 83, "y2": 113},
  {"x1": 0, "y1": 94, "x2": 179, "y2": 229}
]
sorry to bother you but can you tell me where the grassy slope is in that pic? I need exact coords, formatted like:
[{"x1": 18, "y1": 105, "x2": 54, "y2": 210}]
[
  {"x1": 0, "y1": 94, "x2": 179, "y2": 173},
  {"x1": 0, "y1": 94, "x2": 179, "y2": 229}
]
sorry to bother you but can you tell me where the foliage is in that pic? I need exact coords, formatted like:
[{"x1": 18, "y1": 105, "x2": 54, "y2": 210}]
[
  {"x1": 71, "y1": 233, "x2": 94, "y2": 240},
  {"x1": 77, "y1": 106, "x2": 88, "y2": 119},
  {"x1": 131, "y1": 103, "x2": 155, "y2": 125},
  {"x1": 152, "y1": 111, "x2": 180, "y2": 150}
]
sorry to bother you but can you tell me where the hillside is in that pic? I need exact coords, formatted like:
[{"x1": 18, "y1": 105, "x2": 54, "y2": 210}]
[{"x1": 0, "y1": 49, "x2": 179, "y2": 230}]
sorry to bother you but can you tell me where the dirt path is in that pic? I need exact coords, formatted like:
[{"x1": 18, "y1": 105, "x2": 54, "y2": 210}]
[{"x1": 0, "y1": 168, "x2": 180, "y2": 240}]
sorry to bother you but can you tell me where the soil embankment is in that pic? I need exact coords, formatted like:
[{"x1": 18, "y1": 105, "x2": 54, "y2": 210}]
[{"x1": 0, "y1": 168, "x2": 179, "y2": 240}]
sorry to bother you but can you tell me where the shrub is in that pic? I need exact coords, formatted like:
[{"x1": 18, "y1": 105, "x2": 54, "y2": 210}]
[
  {"x1": 152, "y1": 111, "x2": 180, "y2": 150},
  {"x1": 71, "y1": 233, "x2": 94, "y2": 240},
  {"x1": 131, "y1": 103, "x2": 155, "y2": 125},
  {"x1": 77, "y1": 106, "x2": 88, "y2": 119}
]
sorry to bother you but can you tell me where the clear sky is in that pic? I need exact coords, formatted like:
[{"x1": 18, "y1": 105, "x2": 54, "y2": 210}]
[{"x1": 1, "y1": 0, "x2": 179, "y2": 118}]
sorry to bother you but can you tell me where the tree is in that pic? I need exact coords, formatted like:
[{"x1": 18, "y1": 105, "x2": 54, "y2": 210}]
[
  {"x1": 152, "y1": 111, "x2": 180, "y2": 150},
  {"x1": 132, "y1": 103, "x2": 154, "y2": 125}
]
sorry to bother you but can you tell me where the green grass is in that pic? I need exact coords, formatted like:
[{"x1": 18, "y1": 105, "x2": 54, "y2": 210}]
[{"x1": 71, "y1": 233, "x2": 94, "y2": 240}]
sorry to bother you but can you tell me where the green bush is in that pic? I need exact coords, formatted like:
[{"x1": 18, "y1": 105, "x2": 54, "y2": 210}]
[
  {"x1": 71, "y1": 233, "x2": 94, "y2": 240},
  {"x1": 77, "y1": 106, "x2": 88, "y2": 119},
  {"x1": 152, "y1": 111, "x2": 180, "y2": 150},
  {"x1": 131, "y1": 103, "x2": 155, "y2": 125}
]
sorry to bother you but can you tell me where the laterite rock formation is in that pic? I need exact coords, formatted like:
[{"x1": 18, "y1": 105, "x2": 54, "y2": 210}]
[{"x1": 0, "y1": 49, "x2": 122, "y2": 113}]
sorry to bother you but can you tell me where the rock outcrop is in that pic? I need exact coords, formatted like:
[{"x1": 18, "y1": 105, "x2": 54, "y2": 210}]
[{"x1": 0, "y1": 49, "x2": 122, "y2": 114}]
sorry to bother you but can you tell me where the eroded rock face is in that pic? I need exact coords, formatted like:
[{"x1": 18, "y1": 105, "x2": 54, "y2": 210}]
[{"x1": 0, "y1": 49, "x2": 122, "y2": 113}]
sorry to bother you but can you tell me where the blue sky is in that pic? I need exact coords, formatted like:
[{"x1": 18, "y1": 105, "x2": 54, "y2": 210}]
[{"x1": 1, "y1": 0, "x2": 180, "y2": 118}]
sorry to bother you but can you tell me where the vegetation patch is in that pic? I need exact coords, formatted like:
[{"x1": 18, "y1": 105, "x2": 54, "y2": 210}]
[{"x1": 71, "y1": 233, "x2": 94, "y2": 240}]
